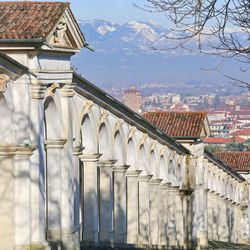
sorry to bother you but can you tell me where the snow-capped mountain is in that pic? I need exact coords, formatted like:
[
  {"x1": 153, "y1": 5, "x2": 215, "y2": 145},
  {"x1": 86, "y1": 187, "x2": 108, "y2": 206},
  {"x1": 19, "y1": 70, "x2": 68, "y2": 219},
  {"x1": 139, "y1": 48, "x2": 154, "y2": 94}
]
[{"x1": 72, "y1": 20, "x2": 247, "y2": 89}]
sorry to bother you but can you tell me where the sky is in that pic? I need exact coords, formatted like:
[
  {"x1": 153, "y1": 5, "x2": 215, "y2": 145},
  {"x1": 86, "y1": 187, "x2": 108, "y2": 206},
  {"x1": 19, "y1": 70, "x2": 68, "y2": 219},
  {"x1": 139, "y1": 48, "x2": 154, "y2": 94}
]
[{"x1": 0, "y1": 0, "x2": 169, "y2": 27}]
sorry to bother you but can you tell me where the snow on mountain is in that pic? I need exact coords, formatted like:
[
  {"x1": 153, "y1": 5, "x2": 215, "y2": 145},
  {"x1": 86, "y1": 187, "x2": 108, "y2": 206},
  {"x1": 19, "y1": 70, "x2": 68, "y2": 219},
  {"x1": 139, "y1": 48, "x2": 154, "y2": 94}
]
[{"x1": 72, "y1": 20, "x2": 247, "y2": 88}]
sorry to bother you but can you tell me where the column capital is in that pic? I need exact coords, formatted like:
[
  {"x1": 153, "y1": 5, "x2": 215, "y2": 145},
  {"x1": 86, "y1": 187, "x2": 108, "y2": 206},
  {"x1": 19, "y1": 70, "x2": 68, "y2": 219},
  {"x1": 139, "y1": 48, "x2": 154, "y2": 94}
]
[
  {"x1": 0, "y1": 145, "x2": 36, "y2": 157},
  {"x1": 30, "y1": 84, "x2": 47, "y2": 99},
  {"x1": 149, "y1": 178, "x2": 163, "y2": 185},
  {"x1": 44, "y1": 139, "x2": 67, "y2": 149},
  {"x1": 98, "y1": 159, "x2": 117, "y2": 167},
  {"x1": 125, "y1": 170, "x2": 142, "y2": 177},
  {"x1": 112, "y1": 165, "x2": 130, "y2": 173},
  {"x1": 138, "y1": 174, "x2": 153, "y2": 182},
  {"x1": 73, "y1": 146, "x2": 85, "y2": 156},
  {"x1": 159, "y1": 181, "x2": 171, "y2": 189},
  {"x1": 79, "y1": 153, "x2": 101, "y2": 162},
  {"x1": 61, "y1": 84, "x2": 76, "y2": 97}
]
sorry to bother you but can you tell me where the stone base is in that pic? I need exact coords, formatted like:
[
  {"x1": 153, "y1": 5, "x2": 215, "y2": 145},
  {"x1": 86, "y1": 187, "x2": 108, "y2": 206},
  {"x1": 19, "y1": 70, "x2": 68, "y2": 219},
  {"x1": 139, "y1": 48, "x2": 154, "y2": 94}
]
[
  {"x1": 99, "y1": 231, "x2": 113, "y2": 243},
  {"x1": 82, "y1": 229, "x2": 98, "y2": 243}
]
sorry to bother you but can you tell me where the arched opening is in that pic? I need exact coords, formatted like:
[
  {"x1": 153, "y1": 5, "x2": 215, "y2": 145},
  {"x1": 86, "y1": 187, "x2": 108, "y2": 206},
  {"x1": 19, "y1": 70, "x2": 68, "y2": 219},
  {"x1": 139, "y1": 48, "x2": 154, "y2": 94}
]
[
  {"x1": 126, "y1": 138, "x2": 137, "y2": 170},
  {"x1": 81, "y1": 114, "x2": 97, "y2": 153},
  {"x1": 114, "y1": 131, "x2": 125, "y2": 166},
  {"x1": 149, "y1": 150, "x2": 158, "y2": 177},
  {"x1": 99, "y1": 123, "x2": 112, "y2": 160},
  {"x1": 44, "y1": 97, "x2": 62, "y2": 140},
  {"x1": 168, "y1": 159, "x2": 176, "y2": 186},
  {"x1": 0, "y1": 93, "x2": 12, "y2": 144},
  {"x1": 138, "y1": 144, "x2": 149, "y2": 175},
  {"x1": 159, "y1": 155, "x2": 167, "y2": 181}
]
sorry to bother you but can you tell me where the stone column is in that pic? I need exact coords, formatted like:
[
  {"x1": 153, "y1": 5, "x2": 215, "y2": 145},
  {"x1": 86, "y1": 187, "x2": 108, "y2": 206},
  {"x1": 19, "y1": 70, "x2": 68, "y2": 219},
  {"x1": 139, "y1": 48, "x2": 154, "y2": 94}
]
[
  {"x1": 218, "y1": 195, "x2": 228, "y2": 242},
  {"x1": 126, "y1": 170, "x2": 142, "y2": 245},
  {"x1": 45, "y1": 139, "x2": 66, "y2": 242},
  {"x1": 113, "y1": 165, "x2": 129, "y2": 245},
  {"x1": 14, "y1": 146, "x2": 35, "y2": 249},
  {"x1": 149, "y1": 178, "x2": 162, "y2": 246},
  {"x1": 80, "y1": 153, "x2": 101, "y2": 243},
  {"x1": 194, "y1": 185, "x2": 208, "y2": 248},
  {"x1": 30, "y1": 85, "x2": 47, "y2": 245},
  {"x1": 98, "y1": 160, "x2": 116, "y2": 243},
  {"x1": 138, "y1": 174, "x2": 152, "y2": 246},
  {"x1": 239, "y1": 205, "x2": 250, "y2": 244},
  {"x1": 167, "y1": 186, "x2": 177, "y2": 248},
  {"x1": 207, "y1": 190, "x2": 215, "y2": 240},
  {"x1": 0, "y1": 147, "x2": 16, "y2": 249},
  {"x1": 175, "y1": 188, "x2": 185, "y2": 249},
  {"x1": 158, "y1": 182, "x2": 169, "y2": 248}
]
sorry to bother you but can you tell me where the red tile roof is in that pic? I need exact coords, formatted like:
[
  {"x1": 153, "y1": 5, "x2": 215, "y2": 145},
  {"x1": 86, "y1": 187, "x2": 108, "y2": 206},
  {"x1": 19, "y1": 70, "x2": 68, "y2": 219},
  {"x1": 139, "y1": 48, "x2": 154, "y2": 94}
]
[
  {"x1": 203, "y1": 136, "x2": 246, "y2": 144},
  {"x1": 230, "y1": 128, "x2": 250, "y2": 136},
  {"x1": 0, "y1": 2, "x2": 69, "y2": 40},
  {"x1": 143, "y1": 111, "x2": 208, "y2": 137},
  {"x1": 215, "y1": 151, "x2": 250, "y2": 171}
]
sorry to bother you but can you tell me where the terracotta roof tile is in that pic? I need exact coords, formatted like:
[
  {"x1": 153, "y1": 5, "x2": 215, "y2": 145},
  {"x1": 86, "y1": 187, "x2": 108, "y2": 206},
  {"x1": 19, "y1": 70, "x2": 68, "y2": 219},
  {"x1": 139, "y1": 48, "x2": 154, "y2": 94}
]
[
  {"x1": 143, "y1": 111, "x2": 208, "y2": 137},
  {"x1": 203, "y1": 136, "x2": 246, "y2": 144},
  {"x1": 230, "y1": 128, "x2": 250, "y2": 136},
  {"x1": 0, "y1": 2, "x2": 69, "y2": 40},
  {"x1": 215, "y1": 151, "x2": 250, "y2": 171}
]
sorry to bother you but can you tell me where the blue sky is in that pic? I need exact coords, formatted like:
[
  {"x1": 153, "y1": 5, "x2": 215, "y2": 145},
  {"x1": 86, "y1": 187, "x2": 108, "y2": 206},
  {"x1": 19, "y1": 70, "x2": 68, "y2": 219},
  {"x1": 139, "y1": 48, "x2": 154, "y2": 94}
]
[
  {"x1": 0, "y1": 0, "x2": 169, "y2": 27},
  {"x1": 70, "y1": 0, "x2": 168, "y2": 26}
]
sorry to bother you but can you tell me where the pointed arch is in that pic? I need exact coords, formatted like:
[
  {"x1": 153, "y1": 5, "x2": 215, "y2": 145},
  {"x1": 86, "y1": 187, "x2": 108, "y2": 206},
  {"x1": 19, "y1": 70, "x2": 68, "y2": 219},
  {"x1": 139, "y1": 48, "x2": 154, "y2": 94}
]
[
  {"x1": 138, "y1": 144, "x2": 149, "y2": 175},
  {"x1": 44, "y1": 97, "x2": 62, "y2": 140},
  {"x1": 149, "y1": 150, "x2": 158, "y2": 177},
  {"x1": 0, "y1": 93, "x2": 13, "y2": 144},
  {"x1": 114, "y1": 130, "x2": 126, "y2": 166},
  {"x1": 126, "y1": 138, "x2": 137, "y2": 170},
  {"x1": 98, "y1": 122, "x2": 112, "y2": 160},
  {"x1": 81, "y1": 113, "x2": 97, "y2": 154}
]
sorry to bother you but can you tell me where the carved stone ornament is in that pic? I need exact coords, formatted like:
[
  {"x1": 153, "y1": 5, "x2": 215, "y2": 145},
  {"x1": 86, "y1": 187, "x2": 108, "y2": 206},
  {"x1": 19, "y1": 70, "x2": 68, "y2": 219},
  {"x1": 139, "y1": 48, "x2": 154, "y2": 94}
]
[
  {"x1": 82, "y1": 100, "x2": 93, "y2": 115},
  {"x1": 114, "y1": 119, "x2": 124, "y2": 133},
  {"x1": 47, "y1": 82, "x2": 60, "y2": 96},
  {"x1": 140, "y1": 133, "x2": 148, "y2": 145},
  {"x1": 0, "y1": 74, "x2": 10, "y2": 92},
  {"x1": 128, "y1": 126, "x2": 136, "y2": 139},
  {"x1": 99, "y1": 110, "x2": 109, "y2": 125},
  {"x1": 52, "y1": 18, "x2": 67, "y2": 44}
]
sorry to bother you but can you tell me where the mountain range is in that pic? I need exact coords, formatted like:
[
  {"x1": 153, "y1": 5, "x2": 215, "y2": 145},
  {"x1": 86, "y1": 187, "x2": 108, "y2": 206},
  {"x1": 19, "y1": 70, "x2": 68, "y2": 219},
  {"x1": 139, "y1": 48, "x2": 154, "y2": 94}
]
[{"x1": 72, "y1": 19, "x2": 247, "y2": 93}]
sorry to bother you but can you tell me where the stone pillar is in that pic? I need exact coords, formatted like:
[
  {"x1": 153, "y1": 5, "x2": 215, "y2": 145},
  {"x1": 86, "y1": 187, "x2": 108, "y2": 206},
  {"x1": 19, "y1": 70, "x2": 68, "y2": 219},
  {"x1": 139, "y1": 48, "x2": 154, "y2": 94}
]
[
  {"x1": 232, "y1": 204, "x2": 240, "y2": 243},
  {"x1": 113, "y1": 165, "x2": 129, "y2": 244},
  {"x1": 0, "y1": 147, "x2": 15, "y2": 249},
  {"x1": 30, "y1": 86, "x2": 47, "y2": 245},
  {"x1": 138, "y1": 174, "x2": 152, "y2": 246},
  {"x1": 158, "y1": 182, "x2": 169, "y2": 248},
  {"x1": 176, "y1": 188, "x2": 185, "y2": 249},
  {"x1": 207, "y1": 190, "x2": 214, "y2": 240},
  {"x1": 194, "y1": 185, "x2": 208, "y2": 248},
  {"x1": 239, "y1": 205, "x2": 250, "y2": 244},
  {"x1": 98, "y1": 160, "x2": 116, "y2": 243},
  {"x1": 45, "y1": 139, "x2": 66, "y2": 242},
  {"x1": 126, "y1": 170, "x2": 141, "y2": 245},
  {"x1": 80, "y1": 153, "x2": 101, "y2": 243},
  {"x1": 218, "y1": 195, "x2": 228, "y2": 242},
  {"x1": 167, "y1": 186, "x2": 177, "y2": 248},
  {"x1": 14, "y1": 147, "x2": 35, "y2": 249},
  {"x1": 149, "y1": 178, "x2": 162, "y2": 246}
]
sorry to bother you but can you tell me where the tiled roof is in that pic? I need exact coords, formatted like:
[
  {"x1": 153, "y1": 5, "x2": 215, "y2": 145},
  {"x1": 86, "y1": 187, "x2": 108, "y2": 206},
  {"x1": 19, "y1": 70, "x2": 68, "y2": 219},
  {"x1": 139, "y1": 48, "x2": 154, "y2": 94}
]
[
  {"x1": 203, "y1": 136, "x2": 246, "y2": 144},
  {"x1": 142, "y1": 111, "x2": 208, "y2": 137},
  {"x1": 215, "y1": 151, "x2": 250, "y2": 171},
  {"x1": 0, "y1": 2, "x2": 69, "y2": 40},
  {"x1": 230, "y1": 128, "x2": 250, "y2": 136}
]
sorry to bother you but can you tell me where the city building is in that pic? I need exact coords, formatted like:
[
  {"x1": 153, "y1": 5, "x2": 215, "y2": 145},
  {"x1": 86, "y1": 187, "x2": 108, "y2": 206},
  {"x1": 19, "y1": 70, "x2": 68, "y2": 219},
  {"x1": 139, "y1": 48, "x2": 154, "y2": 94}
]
[
  {"x1": 123, "y1": 85, "x2": 142, "y2": 112},
  {"x1": 0, "y1": 2, "x2": 250, "y2": 250}
]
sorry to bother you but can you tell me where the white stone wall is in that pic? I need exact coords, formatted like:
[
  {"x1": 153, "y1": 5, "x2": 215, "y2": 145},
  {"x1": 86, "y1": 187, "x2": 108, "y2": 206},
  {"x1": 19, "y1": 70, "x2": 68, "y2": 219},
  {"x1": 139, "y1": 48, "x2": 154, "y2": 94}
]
[{"x1": 0, "y1": 49, "x2": 249, "y2": 250}]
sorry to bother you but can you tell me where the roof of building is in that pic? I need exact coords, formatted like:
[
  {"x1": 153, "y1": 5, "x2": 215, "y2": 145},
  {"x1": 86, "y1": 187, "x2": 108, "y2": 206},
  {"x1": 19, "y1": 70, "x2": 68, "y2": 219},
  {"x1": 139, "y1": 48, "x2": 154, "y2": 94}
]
[
  {"x1": 230, "y1": 128, "x2": 250, "y2": 136},
  {"x1": 215, "y1": 151, "x2": 250, "y2": 171},
  {"x1": 0, "y1": 2, "x2": 69, "y2": 40},
  {"x1": 142, "y1": 111, "x2": 209, "y2": 138},
  {"x1": 203, "y1": 136, "x2": 246, "y2": 144}
]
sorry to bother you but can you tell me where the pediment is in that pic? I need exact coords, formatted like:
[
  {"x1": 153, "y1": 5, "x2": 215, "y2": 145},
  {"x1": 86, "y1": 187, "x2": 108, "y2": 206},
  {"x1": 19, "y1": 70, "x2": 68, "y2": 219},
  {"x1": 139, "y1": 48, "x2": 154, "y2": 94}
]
[{"x1": 47, "y1": 8, "x2": 85, "y2": 50}]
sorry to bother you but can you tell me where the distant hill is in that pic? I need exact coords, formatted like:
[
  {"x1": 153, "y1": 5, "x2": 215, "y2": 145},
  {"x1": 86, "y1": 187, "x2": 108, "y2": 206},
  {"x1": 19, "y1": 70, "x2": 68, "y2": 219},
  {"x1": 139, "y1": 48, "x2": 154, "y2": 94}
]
[{"x1": 72, "y1": 19, "x2": 247, "y2": 93}]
